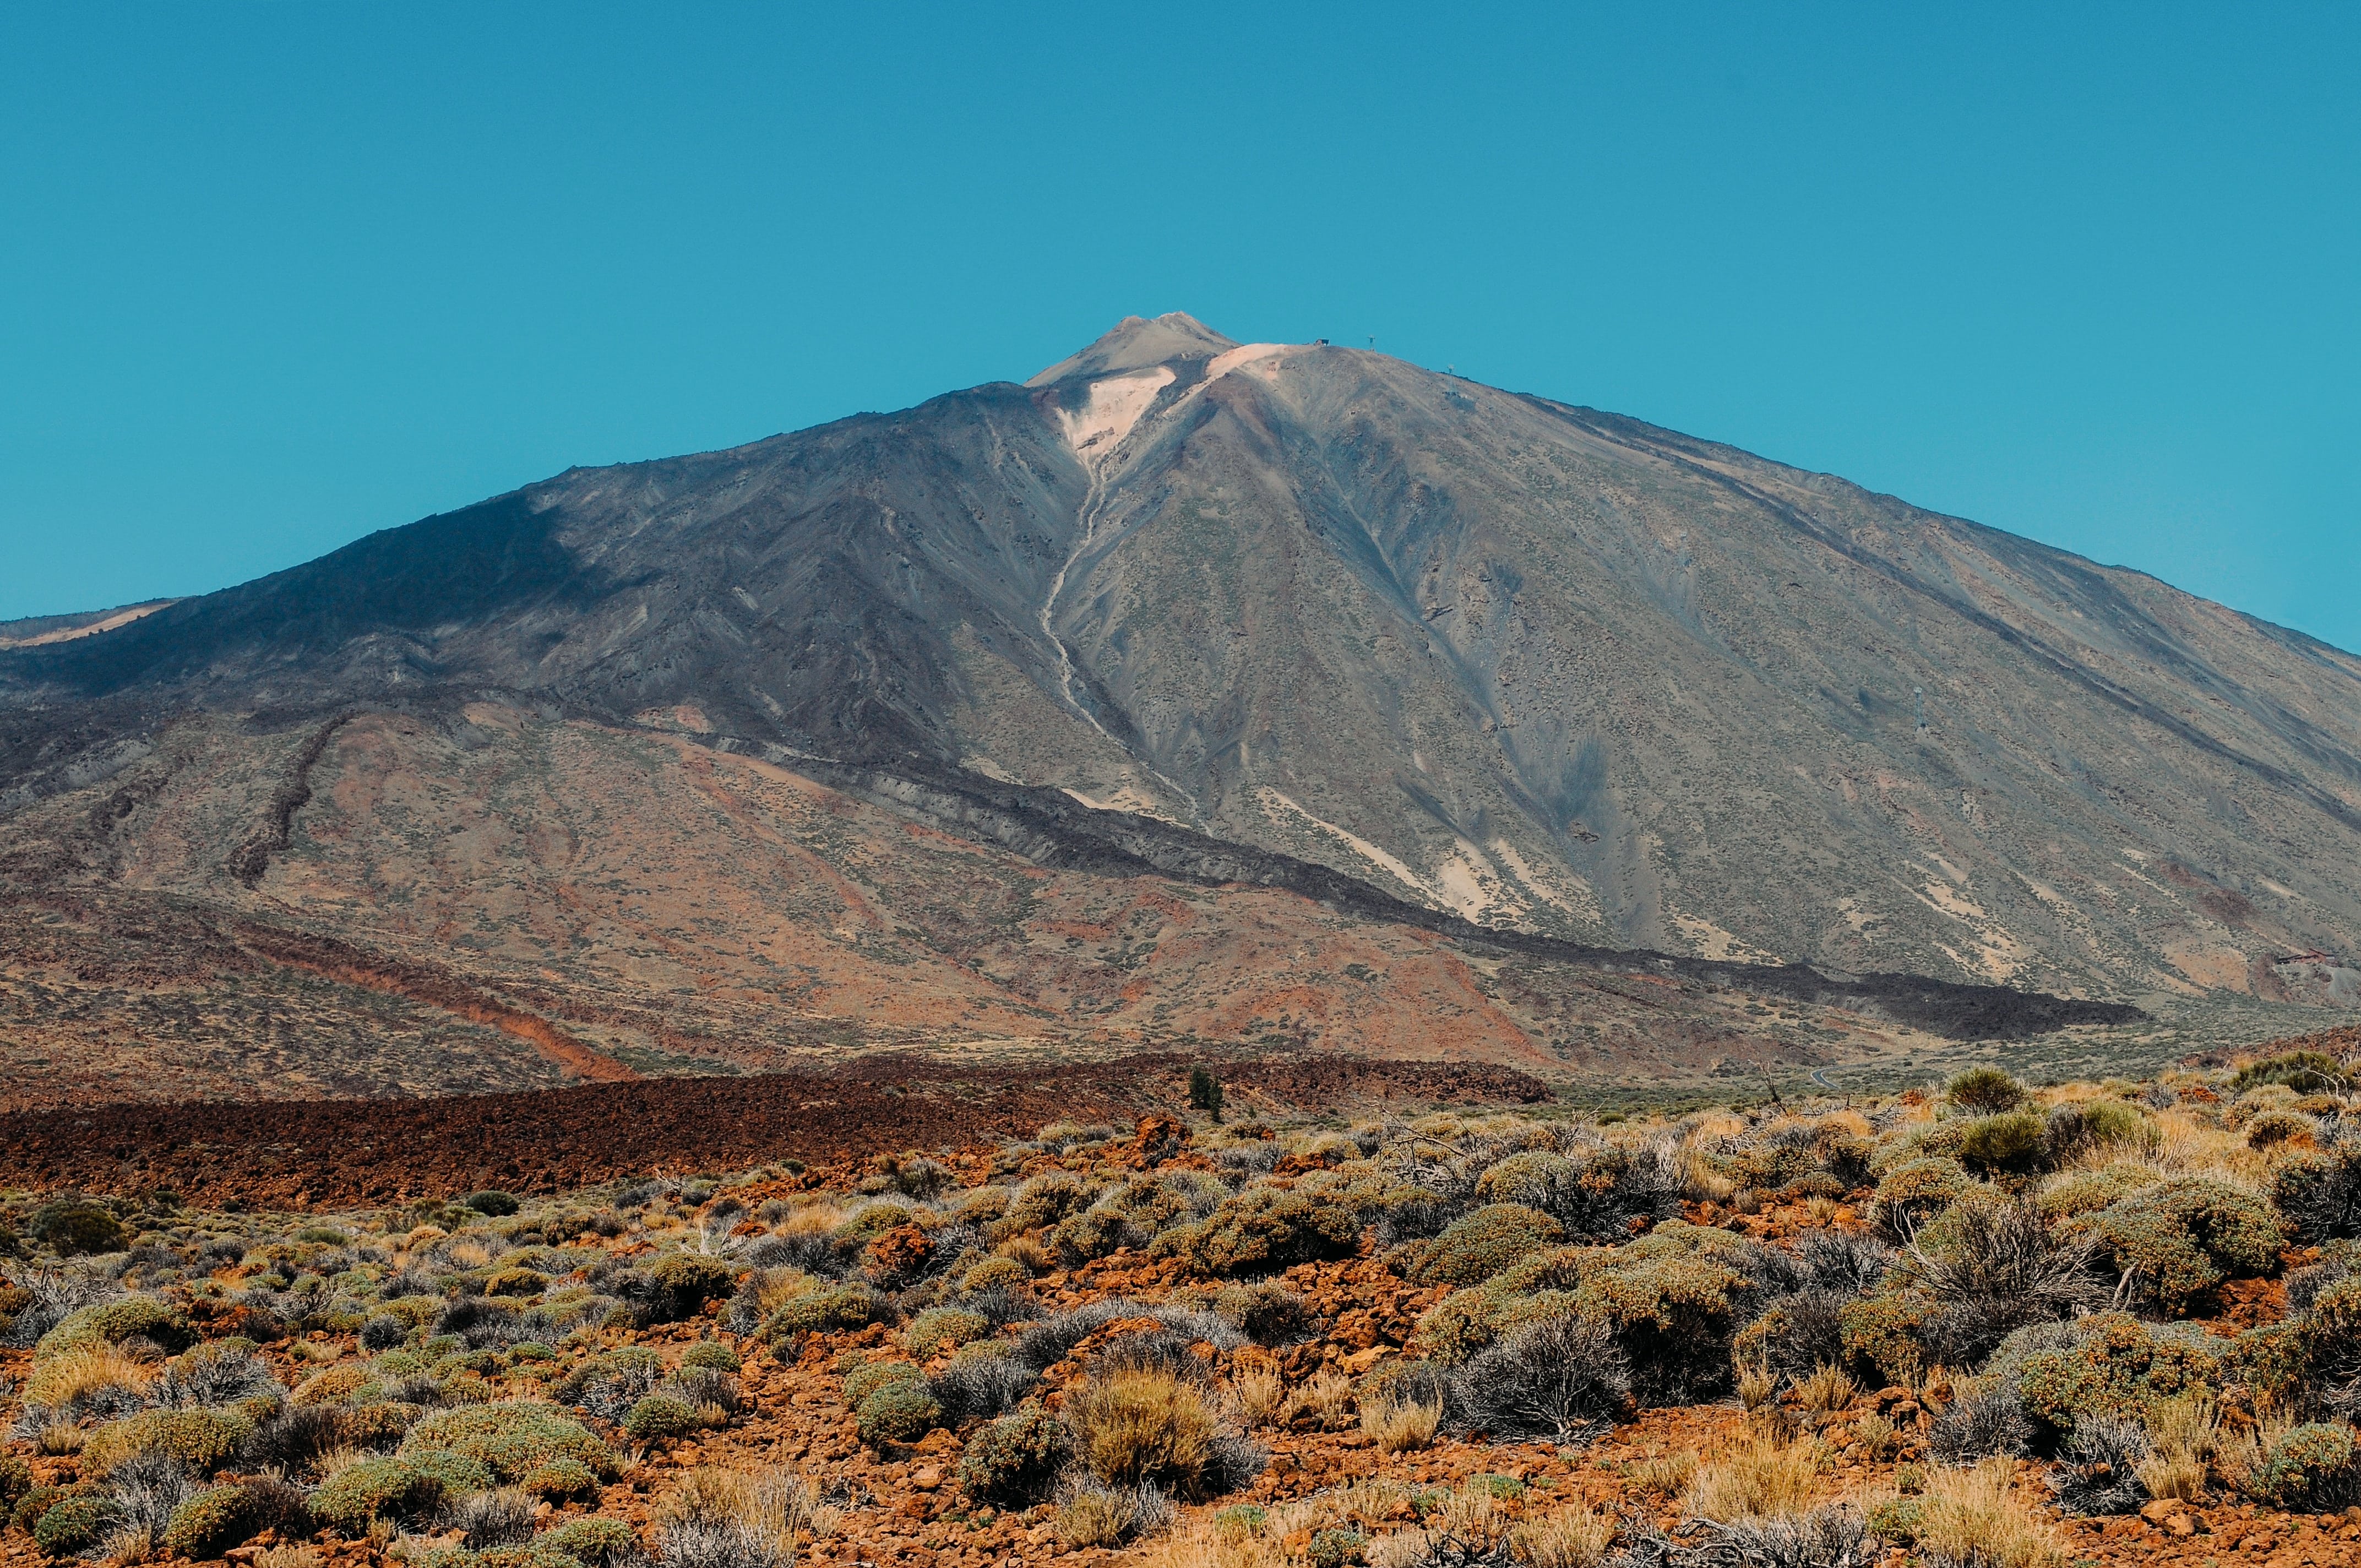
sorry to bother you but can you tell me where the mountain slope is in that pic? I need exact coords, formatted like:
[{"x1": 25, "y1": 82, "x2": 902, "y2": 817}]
[{"x1": 7, "y1": 313, "x2": 2360, "y2": 1015}]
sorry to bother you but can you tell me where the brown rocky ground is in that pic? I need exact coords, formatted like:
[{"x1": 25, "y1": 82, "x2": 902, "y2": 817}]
[{"x1": 0, "y1": 1055, "x2": 1545, "y2": 1211}]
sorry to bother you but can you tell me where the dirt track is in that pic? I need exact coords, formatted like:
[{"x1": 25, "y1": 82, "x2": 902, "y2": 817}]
[{"x1": 0, "y1": 1053, "x2": 1547, "y2": 1210}]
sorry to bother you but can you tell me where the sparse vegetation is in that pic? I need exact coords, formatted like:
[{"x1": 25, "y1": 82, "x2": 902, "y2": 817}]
[{"x1": 3, "y1": 1039, "x2": 2360, "y2": 1567}]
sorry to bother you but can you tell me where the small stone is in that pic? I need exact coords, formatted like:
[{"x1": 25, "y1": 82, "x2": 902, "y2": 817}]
[{"x1": 912, "y1": 1466, "x2": 943, "y2": 1491}]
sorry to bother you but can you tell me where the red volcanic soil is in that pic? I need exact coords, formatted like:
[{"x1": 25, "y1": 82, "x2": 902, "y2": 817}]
[{"x1": 0, "y1": 1052, "x2": 1546, "y2": 1210}]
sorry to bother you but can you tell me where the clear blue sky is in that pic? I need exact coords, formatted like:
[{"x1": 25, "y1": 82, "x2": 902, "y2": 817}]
[{"x1": 4, "y1": 5, "x2": 2355, "y2": 650}]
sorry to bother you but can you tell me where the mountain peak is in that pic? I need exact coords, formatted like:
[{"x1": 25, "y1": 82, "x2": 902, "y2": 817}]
[{"x1": 1026, "y1": 311, "x2": 1238, "y2": 387}]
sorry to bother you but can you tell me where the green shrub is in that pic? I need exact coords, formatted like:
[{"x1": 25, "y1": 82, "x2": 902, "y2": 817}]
[
  {"x1": 162, "y1": 1485, "x2": 283, "y2": 1560},
  {"x1": 539, "y1": 1516, "x2": 641, "y2": 1566},
  {"x1": 464, "y1": 1191, "x2": 522, "y2": 1216},
  {"x1": 843, "y1": 1359, "x2": 924, "y2": 1406},
  {"x1": 680, "y1": 1341, "x2": 741, "y2": 1373},
  {"x1": 959, "y1": 1406, "x2": 1069, "y2": 1504},
  {"x1": 1994, "y1": 1313, "x2": 2221, "y2": 1437},
  {"x1": 0, "y1": 1453, "x2": 28, "y2": 1520},
  {"x1": 1400, "y1": 1205, "x2": 1566, "y2": 1287},
  {"x1": 1214, "y1": 1281, "x2": 1307, "y2": 1343},
  {"x1": 1308, "y1": 1527, "x2": 1366, "y2": 1568},
  {"x1": 762, "y1": 1283, "x2": 892, "y2": 1346},
  {"x1": 645, "y1": 1253, "x2": 737, "y2": 1321},
  {"x1": 2256, "y1": 1423, "x2": 2360, "y2": 1511},
  {"x1": 311, "y1": 1456, "x2": 469, "y2": 1532},
  {"x1": 2244, "y1": 1110, "x2": 2315, "y2": 1149},
  {"x1": 1955, "y1": 1112, "x2": 2046, "y2": 1175},
  {"x1": 1873, "y1": 1158, "x2": 1972, "y2": 1234},
  {"x1": 856, "y1": 1378, "x2": 943, "y2": 1446},
  {"x1": 1053, "y1": 1207, "x2": 1128, "y2": 1263},
  {"x1": 32, "y1": 1494, "x2": 120, "y2": 1558},
  {"x1": 1837, "y1": 1292, "x2": 1936, "y2": 1386},
  {"x1": 2233, "y1": 1052, "x2": 2346, "y2": 1095},
  {"x1": 33, "y1": 1293, "x2": 194, "y2": 1357},
  {"x1": 2079, "y1": 1177, "x2": 2285, "y2": 1310},
  {"x1": 27, "y1": 1198, "x2": 129, "y2": 1257},
  {"x1": 622, "y1": 1392, "x2": 703, "y2": 1440},
  {"x1": 904, "y1": 1306, "x2": 991, "y2": 1356},
  {"x1": 961, "y1": 1255, "x2": 1032, "y2": 1294},
  {"x1": 1863, "y1": 1495, "x2": 1922, "y2": 1545},
  {"x1": 1158, "y1": 1185, "x2": 1363, "y2": 1276},
  {"x1": 518, "y1": 1457, "x2": 600, "y2": 1501},
  {"x1": 81, "y1": 1406, "x2": 254, "y2": 1474},
  {"x1": 1946, "y1": 1068, "x2": 2026, "y2": 1112},
  {"x1": 551, "y1": 1346, "x2": 662, "y2": 1406},
  {"x1": 400, "y1": 1401, "x2": 616, "y2": 1484},
  {"x1": 484, "y1": 1267, "x2": 549, "y2": 1299},
  {"x1": 2272, "y1": 1144, "x2": 2361, "y2": 1245},
  {"x1": 1413, "y1": 1223, "x2": 1753, "y2": 1403},
  {"x1": 1473, "y1": 1151, "x2": 1582, "y2": 1213},
  {"x1": 2037, "y1": 1163, "x2": 2148, "y2": 1220}
]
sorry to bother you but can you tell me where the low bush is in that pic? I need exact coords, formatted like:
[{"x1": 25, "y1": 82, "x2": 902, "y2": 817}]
[
  {"x1": 2271, "y1": 1137, "x2": 2361, "y2": 1245},
  {"x1": 904, "y1": 1305, "x2": 990, "y2": 1355},
  {"x1": 1873, "y1": 1158, "x2": 1972, "y2": 1238},
  {"x1": 1446, "y1": 1312, "x2": 1629, "y2": 1442},
  {"x1": 465, "y1": 1191, "x2": 523, "y2": 1216},
  {"x1": 1903, "y1": 1195, "x2": 2105, "y2": 1366},
  {"x1": 1157, "y1": 1186, "x2": 1363, "y2": 1277},
  {"x1": 1990, "y1": 1314, "x2": 2221, "y2": 1439},
  {"x1": 28, "y1": 1197, "x2": 130, "y2": 1257},
  {"x1": 34, "y1": 1293, "x2": 194, "y2": 1358},
  {"x1": 1399, "y1": 1204, "x2": 1565, "y2": 1287},
  {"x1": 161, "y1": 1480, "x2": 311, "y2": 1559},
  {"x1": 959, "y1": 1406, "x2": 1069, "y2": 1505},
  {"x1": 1947, "y1": 1067, "x2": 2027, "y2": 1113},
  {"x1": 1063, "y1": 1367, "x2": 1222, "y2": 1496},
  {"x1": 81, "y1": 1406, "x2": 255, "y2": 1474},
  {"x1": 1930, "y1": 1380, "x2": 2033, "y2": 1461},
  {"x1": 32, "y1": 1493, "x2": 122, "y2": 1557},
  {"x1": 1956, "y1": 1112, "x2": 2047, "y2": 1176},
  {"x1": 401, "y1": 1401, "x2": 617, "y2": 1485},
  {"x1": 856, "y1": 1378, "x2": 943, "y2": 1447},
  {"x1": 928, "y1": 1342, "x2": 1036, "y2": 1423},
  {"x1": 2046, "y1": 1415, "x2": 2151, "y2": 1515},
  {"x1": 2076, "y1": 1177, "x2": 2286, "y2": 1310},
  {"x1": 625, "y1": 1392, "x2": 705, "y2": 1440},
  {"x1": 2255, "y1": 1423, "x2": 2361, "y2": 1512},
  {"x1": 311, "y1": 1455, "x2": 468, "y2": 1532},
  {"x1": 645, "y1": 1253, "x2": 738, "y2": 1323},
  {"x1": 540, "y1": 1516, "x2": 641, "y2": 1568},
  {"x1": 761, "y1": 1283, "x2": 893, "y2": 1347},
  {"x1": 1212, "y1": 1281, "x2": 1307, "y2": 1343},
  {"x1": 2233, "y1": 1052, "x2": 2347, "y2": 1094}
]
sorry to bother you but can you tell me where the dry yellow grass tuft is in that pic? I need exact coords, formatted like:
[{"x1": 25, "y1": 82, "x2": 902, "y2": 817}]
[
  {"x1": 1360, "y1": 1389, "x2": 1443, "y2": 1452},
  {"x1": 1629, "y1": 1450, "x2": 1699, "y2": 1497},
  {"x1": 1228, "y1": 1365, "x2": 1285, "y2": 1427},
  {"x1": 2138, "y1": 1390, "x2": 2217, "y2": 1502},
  {"x1": 1683, "y1": 1437, "x2": 1821, "y2": 1522},
  {"x1": 25, "y1": 1343, "x2": 154, "y2": 1409},
  {"x1": 1917, "y1": 1458, "x2": 2065, "y2": 1568},
  {"x1": 659, "y1": 1464, "x2": 831, "y2": 1550},
  {"x1": 1506, "y1": 1504, "x2": 1615, "y2": 1567},
  {"x1": 1736, "y1": 1362, "x2": 1778, "y2": 1412},
  {"x1": 1065, "y1": 1369, "x2": 1219, "y2": 1493},
  {"x1": 1793, "y1": 1364, "x2": 1856, "y2": 1414},
  {"x1": 1286, "y1": 1369, "x2": 1355, "y2": 1425},
  {"x1": 1135, "y1": 1522, "x2": 1284, "y2": 1568}
]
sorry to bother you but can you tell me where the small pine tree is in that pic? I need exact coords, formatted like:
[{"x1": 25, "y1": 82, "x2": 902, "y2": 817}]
[{"x1": 1188, "y1": 1067, "x2": 1225, "y2": 1121}]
